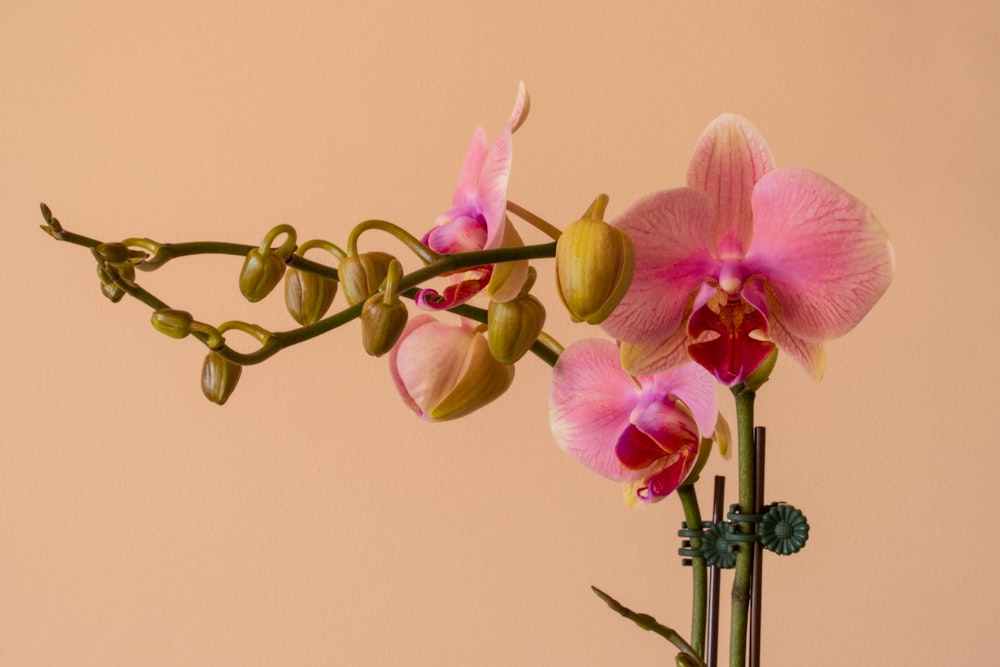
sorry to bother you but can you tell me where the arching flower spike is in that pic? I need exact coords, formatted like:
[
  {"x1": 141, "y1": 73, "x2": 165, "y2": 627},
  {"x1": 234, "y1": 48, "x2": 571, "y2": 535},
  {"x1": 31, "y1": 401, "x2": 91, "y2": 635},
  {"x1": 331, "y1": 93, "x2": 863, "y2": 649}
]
[
  {"x1": 550, "y1": 338, "x2": 720, "y2": 505},
  {"x1": 416, "y1": 82, "x2": 531, "y2": 309},
  {"x1": 601, "y1": 114, "x2": 894, "y2": 385}
]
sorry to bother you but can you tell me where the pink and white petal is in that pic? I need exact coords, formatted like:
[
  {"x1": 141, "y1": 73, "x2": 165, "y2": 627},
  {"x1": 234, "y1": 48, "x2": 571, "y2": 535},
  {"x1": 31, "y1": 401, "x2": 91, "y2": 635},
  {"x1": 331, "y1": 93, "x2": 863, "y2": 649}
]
[
  {"x1": 649, "y1": 363, "x2": 718, "y2": 437},
  {"x1": 507, "y1": 81, "x2": 530, "y2": 133},
  {"x1": 550, "y1": 339, "x2": 642, "y2": 482},
  {"x1": 452, "y1": 127, "x2": 489, "y2": 208},
  {"x1": 619, "y1": 324, "x2": 691, "y2": 377},
  {"x1": 415, "y1": 267, "x2": 492, "y2": 310},
  {"x1": 746, "y1": 168, "x2": 894, "y2": 341},
  {"x1": 765, "y1": 314, "x2": 828, "y2": 381},
  {"x1": 600, "y1": 188, "x2": 717, "y2": 343},
  {"x1": 477, "y1": 128, "x2": 514, "y2": 249},
  {"x1": 390, "y1": 317, "x2": 477, "y2": 419},
  {"x1": 686, "y1": 114, "x2": 775, "y2": 255}
]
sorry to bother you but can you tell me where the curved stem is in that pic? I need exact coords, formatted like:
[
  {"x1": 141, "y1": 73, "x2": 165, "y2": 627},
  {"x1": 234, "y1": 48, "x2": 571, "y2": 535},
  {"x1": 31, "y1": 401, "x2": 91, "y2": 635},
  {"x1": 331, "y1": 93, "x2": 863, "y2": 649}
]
[
  {"x1": 729, "y1": 386, "x2": 756, "y2": 667},
  {"x1": 506, "y1": 200, "x2": 562, "y2": 240},
  {"x1": 346, "y1": 219, "x2": 438, "y2": 264},
  {"x1": 592, "y1": 587, "x2": 706, "y2": 667},
  {"x1": 677, "y1": 484, "x2": 706, "y2": 658}
]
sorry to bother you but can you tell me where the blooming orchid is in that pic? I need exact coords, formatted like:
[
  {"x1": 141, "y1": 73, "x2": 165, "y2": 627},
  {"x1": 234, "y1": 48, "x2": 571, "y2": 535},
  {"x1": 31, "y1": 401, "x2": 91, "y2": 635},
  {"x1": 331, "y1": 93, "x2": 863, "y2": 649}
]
[
  {"x1": 389, "y1": 315, "x2": 515, "y2": 421},
  {"x1": 600, "y1": 114, "x2": 894, "y2": 385},
  {"x1": 550, "y1": 338, "x2": 721, "y2": 504},
  {"x1": 416, "y1": 82, "x2": 531, "y2": 310}
]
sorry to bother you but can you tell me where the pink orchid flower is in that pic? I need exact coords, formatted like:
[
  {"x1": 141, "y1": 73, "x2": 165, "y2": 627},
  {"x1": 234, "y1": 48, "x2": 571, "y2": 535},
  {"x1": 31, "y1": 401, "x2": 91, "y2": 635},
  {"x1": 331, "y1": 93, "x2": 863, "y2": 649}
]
[
  {"x1": 550, "y1": 338, "x2": 720, "y2": 504},
  {"x1": 389, "y1": 315, "x2": 515, "y2": 421},
  {"x1": 416, "y1": 82, "x2": 530, "y2": 310},
  {"x1": 600, "y1": 114, "x2": 894, "y2": 385}
]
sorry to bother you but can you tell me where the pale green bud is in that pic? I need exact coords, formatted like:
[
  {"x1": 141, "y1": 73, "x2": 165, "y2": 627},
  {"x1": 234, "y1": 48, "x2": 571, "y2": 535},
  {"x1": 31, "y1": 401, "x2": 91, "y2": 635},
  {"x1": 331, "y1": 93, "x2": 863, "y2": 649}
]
[
  {"x1": 338, "y1": 252, "x2": 395, "y2": 306},
  {"x1": 201, "y1": 351, "x2": 242, "y2": 405},
  {"x1": 239, "y1": 249, "x2": 286, "y2": 302},
  {"x1": 361, "y1": 293, "x2": 408, "y2": 357},
  {"x1": 284, "y1": 268, "x2": 337, "y2": 325},
  {"x1": 555, "y1": 195, "x2": 634, "y2": 324},
  {"x1": 487, "y1": 294, "x2": 546, "y2": 364},
  {"x1": 151, "y1": 309, "x2": 194, "y2": 338}
]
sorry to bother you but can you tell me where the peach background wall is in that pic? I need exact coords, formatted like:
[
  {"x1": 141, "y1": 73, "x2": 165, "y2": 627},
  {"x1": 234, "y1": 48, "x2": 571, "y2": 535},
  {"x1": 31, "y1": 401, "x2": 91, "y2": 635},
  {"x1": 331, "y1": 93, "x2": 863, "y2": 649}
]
[{"x1": 2, "y1": 2, "x2": 997, "y2": 665}]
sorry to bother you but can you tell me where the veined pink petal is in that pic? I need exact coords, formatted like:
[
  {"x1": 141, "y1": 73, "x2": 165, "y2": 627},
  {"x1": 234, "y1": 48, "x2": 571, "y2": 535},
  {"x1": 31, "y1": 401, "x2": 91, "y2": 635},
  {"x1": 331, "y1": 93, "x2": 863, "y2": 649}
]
[
  {"x1": 453, "y1": 127, "x2": 489, "y2": 208},
  {"x1": 478, "y1": 128, "x2": 513, "y2": 249},
  {"x1": 601, "y1": 188, "x2": 717, "y2": 344},
  {"x1": 550, "y1": 339, "x2": 642, "y2": 482},
  {"x1": 619, "y1": 324, "x2": 690, "y2": 377},
  {"x1": 745, "y1": 168, "x2": 894, "y2": 342},
  {"x1": 687, "y1": 114, "x2": 775, "y2": 255}
]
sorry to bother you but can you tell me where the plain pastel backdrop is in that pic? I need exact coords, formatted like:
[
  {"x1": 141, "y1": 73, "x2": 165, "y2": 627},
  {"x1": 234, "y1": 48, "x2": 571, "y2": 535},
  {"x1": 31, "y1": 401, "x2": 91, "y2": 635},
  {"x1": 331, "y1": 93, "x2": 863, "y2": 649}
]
[{"x1": 2, "y1": 1, "x2": 997, "y2": 665}]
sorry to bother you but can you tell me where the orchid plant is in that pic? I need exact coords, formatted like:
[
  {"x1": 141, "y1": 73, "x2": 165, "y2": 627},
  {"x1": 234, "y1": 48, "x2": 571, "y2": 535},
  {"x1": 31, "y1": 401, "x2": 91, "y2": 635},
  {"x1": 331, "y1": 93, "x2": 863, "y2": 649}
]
[{"x1": 38, "y1": 82, "x2": 893, "y2": 667}]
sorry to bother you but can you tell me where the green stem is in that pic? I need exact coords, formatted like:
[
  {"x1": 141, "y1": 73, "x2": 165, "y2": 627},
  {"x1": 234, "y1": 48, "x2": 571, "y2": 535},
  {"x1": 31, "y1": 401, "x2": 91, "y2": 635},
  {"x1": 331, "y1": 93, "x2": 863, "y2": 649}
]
[
  {"x1": 346, "y1": 219, "x2": 438, "y2": 264},
  {"x1": 592, "y1": 587, "x2": 706, "y2": 667},
  {"x1": 506, "y1": 200, "x2": 562, "y2": 240},
  {"x1": 729, "y1": 386, "x2": 756, "y2": 667},
  {"x1": 677, "y1": 484, "x2": 706, "y2": 658}
]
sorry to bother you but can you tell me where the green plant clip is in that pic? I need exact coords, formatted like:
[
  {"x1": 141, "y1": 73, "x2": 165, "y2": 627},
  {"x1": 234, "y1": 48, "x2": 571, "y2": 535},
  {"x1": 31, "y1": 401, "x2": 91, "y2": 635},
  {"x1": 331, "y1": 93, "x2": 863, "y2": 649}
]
[{"x1": 758, "y1": 502, "x2": 810, "y2": 556}]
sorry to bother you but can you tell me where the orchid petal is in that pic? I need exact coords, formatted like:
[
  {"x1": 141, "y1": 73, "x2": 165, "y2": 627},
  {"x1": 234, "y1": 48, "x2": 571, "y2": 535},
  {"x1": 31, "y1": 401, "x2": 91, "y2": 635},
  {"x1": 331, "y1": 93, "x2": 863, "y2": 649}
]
[
  {"x1": 389, "y1": 316, "x2": 462, "y2": 417},
  {"x1": 478, "y1": 128, "x2": 513, "y2": 249},
  {"x1": 641, "y1": 452, "x2": 697, "y2": 500},
  {"x1": 601, "y1": 188, "x2": 717, "y2": 344},
  {"x1": 615, "y1": 424, "x2": 669, "y2": 471},
  {"x1": 452, "y1": 127, "x2": 489, "y2": 208},
  {"x1": 414, "y1": 267, "x2": 493, "y2": 310},
  {"x1": 619, "y1": 324, "x2": 690, "y2": 377},
  {"x1": 507, "y1": 81, "x2": 529, "y2": 133},
  {"x1": 648, "y1": 362, "x2": 718, "y2": 437},
  {"x1": 423, "y1": 211, "x2": 487, "y2": 254},
  {"x1": 550, "y1": 339, "x2": 642, "y2": 482},
  {"x1": 687, "y1": 297, "x2": 776, "y2": 386},
  {"x1": 687, "y1": 114, "x2": 774, "y2": 255},
  {"x1": 746, "y1": 168, "x2": 895, "y2": 342}
]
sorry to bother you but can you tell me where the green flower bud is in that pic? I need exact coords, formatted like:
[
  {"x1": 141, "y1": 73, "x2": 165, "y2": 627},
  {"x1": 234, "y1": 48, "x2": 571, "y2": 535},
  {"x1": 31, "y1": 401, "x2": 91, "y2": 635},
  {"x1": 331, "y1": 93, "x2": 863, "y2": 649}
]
[
  {"x1": 361, "y1": 293, "x2": 408, "y2": 357},
  {"x1": 284, "y1": 267, "x2": 337, "y2": 325},
  {"x1": 96, "y1": 264, "x2": 128, "y2": 302},
  {"x1": 100, "y1": 280, "x2": 126, "y2": 303},
  {"x1": 151, "y1": 309, "x2": 194, "y2": 338},
  {"x1": 338, "y1": 252, "x2": 395, "y2": 306},
  {"x1": 555, "y1": 195, "x2": 634, "y2": 324},
  {"x1": 239, "y1": 248, "x2": 287, "y2": 302},
  {"x1": 487, "y1": 294, "x2": 546, "y2": 364},
  {"x1": 95, "y1": 242, "x2": 132, "y2": 264},
  {"x1": 201, "y1": 351, "x2": 242, "y2": 405}
]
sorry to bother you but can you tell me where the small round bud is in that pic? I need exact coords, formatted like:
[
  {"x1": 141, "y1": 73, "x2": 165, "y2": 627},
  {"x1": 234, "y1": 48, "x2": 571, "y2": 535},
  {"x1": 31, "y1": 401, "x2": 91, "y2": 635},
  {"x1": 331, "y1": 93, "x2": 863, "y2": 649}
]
[
  {"x1": 96, "y1": 242, "x2": 131, "y2": 264},
  {"x1": 239, "y1": 249, "x2": 286, "y2": 302},
  {"x1": 487, "y1": 294, "x2": 545, "y2": 364},
  {"x1": 338, "y1": 252, "x2": 395, "y2": 306},
  {"x1": 555, "y1": 195, "x2": 634, "y2": 324},
  {"x1": 361, "y1": 293, "x2": 409, "y2": 357},
  {"x1": 151, "y1": 309, "x2": 194, "y2": 338},
  {"x1": 201, "y1": 351, "x2": 242, "y2": 405},
  {"x1": 284, "y1": 267, "x2": 337, "y2": 325}
]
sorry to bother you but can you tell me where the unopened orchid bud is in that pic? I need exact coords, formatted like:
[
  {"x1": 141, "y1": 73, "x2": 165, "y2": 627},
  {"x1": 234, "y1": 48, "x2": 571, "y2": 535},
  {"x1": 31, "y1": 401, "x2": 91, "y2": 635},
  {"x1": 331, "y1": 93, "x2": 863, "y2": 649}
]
[
  {"x1": 201, "y1": 351, "x2": 242, "y2": 405},
  {"x1": 96, "y1": 242, "x2": 131, "y2": 264},
  {"x1": 555, "y1": 194, "x2": 634, "y2": 324},
  {"x1": 338, "y1": 252, "x2": 395, "y2": 305},
  {"x1": 389, "y1": 316, "x2": 515, "y2": 421},
  {"x1": 96, "y1": 264, "x2": 127, "y2": 302},
  {"x1": 488, "y1": 294, "x2": 545, "y2": 364},
  {"x1": 361, "y1": 293, "x2": 408, "y2": 357},
  {"x1": 284, "y1": 268, "x2": 337, "y2": 325},
  {"x1": 151, "y1": 309, "x2": 194, "y2": 338},
  {"x1": 239, "y1": 248, "x2": 286, "y2": 302}
]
